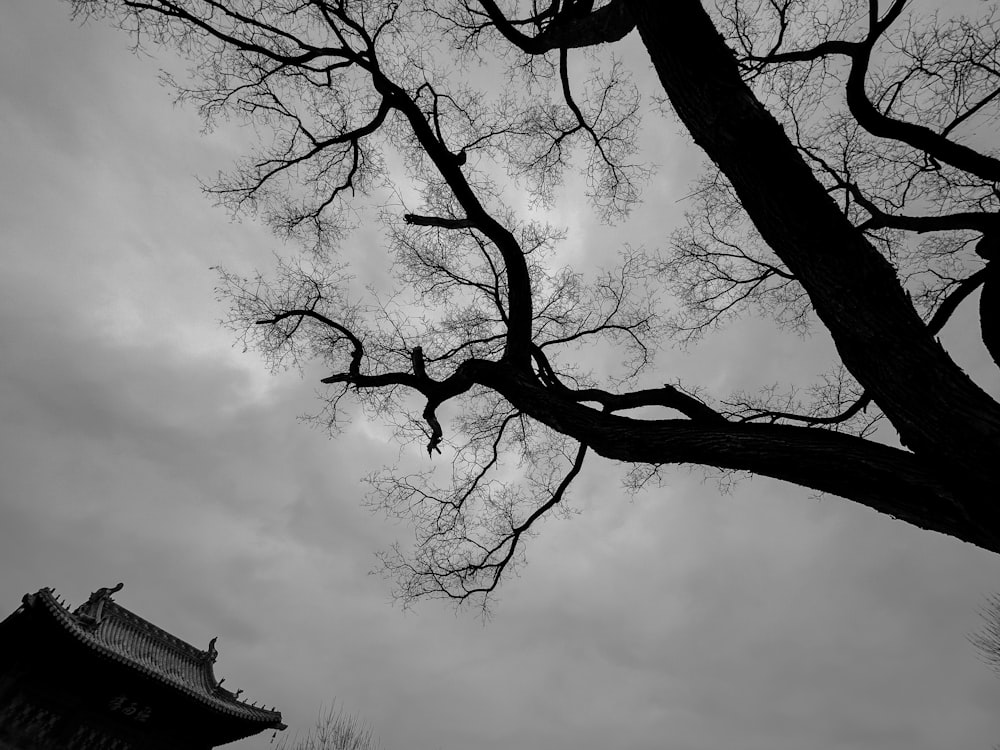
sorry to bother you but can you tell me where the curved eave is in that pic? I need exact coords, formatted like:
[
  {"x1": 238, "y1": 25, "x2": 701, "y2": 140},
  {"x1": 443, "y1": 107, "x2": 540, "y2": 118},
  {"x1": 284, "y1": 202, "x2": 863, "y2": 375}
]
[{"x1": 19, "y1": 589, "x2": 283, "y2": 730}]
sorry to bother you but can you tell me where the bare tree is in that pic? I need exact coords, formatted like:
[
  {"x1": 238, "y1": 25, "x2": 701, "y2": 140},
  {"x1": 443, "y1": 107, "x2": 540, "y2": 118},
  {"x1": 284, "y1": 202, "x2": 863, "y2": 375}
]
[
  {"x1": 969, "y1": 595, "x2": 1000, "y2": 750},
  {"x1": 67, "y1": 0, "x2": 1000, "y2": 610},
  {"x1": 275, "y1": 703, "x2": 383, "y2": 750},
  {"x1": 971, "y1": 594, "x2": 1000, "y2": 676}
]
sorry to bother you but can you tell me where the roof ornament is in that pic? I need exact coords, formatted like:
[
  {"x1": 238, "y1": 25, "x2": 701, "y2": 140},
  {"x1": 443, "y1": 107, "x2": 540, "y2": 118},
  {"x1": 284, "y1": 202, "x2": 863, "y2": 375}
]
[
  {"x1": 207, "y1": 636, "x2": 219, "y2": 662},
  {"x1": 81, "y1": 582, "x2": 124, "y2": 625},
  {"x1": 87, "y1": 582, "x2": 124, "y2": 603}
]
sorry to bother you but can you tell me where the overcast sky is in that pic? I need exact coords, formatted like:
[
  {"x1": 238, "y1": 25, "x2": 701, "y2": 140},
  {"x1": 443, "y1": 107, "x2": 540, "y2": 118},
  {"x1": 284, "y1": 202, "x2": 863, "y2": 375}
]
[{"x1": 2, "y1": 3, "x2": 1000, "y2": 749}]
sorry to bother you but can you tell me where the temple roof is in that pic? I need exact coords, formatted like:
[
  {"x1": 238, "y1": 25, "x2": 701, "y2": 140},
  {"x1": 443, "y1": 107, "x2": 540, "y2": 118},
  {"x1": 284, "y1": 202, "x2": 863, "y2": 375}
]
[{"x1": 10, "y1": 585, "x2": 284, "y2": 730}]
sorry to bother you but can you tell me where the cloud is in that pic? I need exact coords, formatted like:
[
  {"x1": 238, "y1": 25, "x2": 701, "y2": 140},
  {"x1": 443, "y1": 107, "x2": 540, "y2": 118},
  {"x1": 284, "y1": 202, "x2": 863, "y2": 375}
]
[{"x1": 2, "y1": 5, "x2": 1000, "y2": 750}]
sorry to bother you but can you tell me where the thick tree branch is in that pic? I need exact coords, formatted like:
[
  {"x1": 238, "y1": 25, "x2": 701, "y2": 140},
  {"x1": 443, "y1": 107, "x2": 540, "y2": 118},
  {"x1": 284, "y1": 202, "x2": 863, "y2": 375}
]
[
  {"x1": 799, "y1": 144, "x2": 1000, "y2": 235},
  {"x1": 926, "y1": 266, "x2": 991, "y2": 333},
  {"x1": 463, "y1": 359, "x2": 995, "y2": 551},
  {"x1": 571, "y1": 384, "x2": 726, "y2": 422},
  {"x1": 744, "y1": 39, "x2": 860, "y2": 65},
  {"x1": 733, "y1": 266, "x2": 991, "y2": 428},
  {"x1": 368, "y1": 71, "x2": 535, "y2": 366},
  {"x1": 403, "y1": 213, "x2": 475, "y2": 229},
  {"x1": 475, "y1": 0, "x2": 634, "y2": 53},
  {"x1": 257, "y1": 308, "x2": 365, "y2": 377},
  {"x1": 737, "y1": 0, "x2": 1000, "y2": 180},
  {"x1": 629, "y1": 0, "x2": 1000, "y2": 536},
  {"x1": 846, "y1": 44, "x2": 1000, "y2": 183}
]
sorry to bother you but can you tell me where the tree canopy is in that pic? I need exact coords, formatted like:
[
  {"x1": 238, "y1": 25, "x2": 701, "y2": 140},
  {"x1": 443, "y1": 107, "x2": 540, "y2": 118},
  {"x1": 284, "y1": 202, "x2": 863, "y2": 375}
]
[{"x1": 68, "y1": 0, "x2": 1000, "y2": 608}]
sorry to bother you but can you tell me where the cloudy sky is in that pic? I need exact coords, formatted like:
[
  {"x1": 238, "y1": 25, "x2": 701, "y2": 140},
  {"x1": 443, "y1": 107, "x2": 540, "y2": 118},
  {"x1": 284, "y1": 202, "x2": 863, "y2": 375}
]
[{"x1": 2, "y1": 2, "x2": 1000, "y2": 749}]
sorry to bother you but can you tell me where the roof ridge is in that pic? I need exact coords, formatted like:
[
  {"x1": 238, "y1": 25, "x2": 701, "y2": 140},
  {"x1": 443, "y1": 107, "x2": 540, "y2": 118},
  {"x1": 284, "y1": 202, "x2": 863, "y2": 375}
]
[{"x1": 98, "y1": 600, "x2": 212, "y2": 661}]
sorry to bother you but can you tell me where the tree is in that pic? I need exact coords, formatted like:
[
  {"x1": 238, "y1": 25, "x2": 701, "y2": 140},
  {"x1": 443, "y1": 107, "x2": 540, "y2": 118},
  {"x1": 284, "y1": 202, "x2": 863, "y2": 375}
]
[
  {"x1": 969, "y1": 592, "x2": 1000, "y2": 750},
  {"x1": 970, "y1": 593, "x2": 1000, "y2": 678},
  {"x1": 275, "y1": 703, "x2": 383, "y2": 750},
  {"x1": 68, "y1": 0, "x2": 1000, "y2": 608}
]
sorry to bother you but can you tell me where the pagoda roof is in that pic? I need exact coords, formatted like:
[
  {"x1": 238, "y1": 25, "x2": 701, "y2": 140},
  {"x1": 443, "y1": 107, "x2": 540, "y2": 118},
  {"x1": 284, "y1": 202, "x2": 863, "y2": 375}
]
[{"x1": 9, "y1": 586, "x2": 284, "y2": 731}]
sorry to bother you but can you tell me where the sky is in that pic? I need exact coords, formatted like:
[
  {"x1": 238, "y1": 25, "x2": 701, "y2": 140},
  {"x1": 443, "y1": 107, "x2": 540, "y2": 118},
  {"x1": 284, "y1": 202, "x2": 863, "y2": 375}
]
[{"x1": 2, "y1": 2, "x2": 1000, "y2": 750}]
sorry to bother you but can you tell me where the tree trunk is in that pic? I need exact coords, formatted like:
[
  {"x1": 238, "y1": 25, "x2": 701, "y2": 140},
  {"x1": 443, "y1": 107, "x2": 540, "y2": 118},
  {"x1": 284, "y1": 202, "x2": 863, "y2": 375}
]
[
  {"x1": 624, "y1": 0, "x2": 1000, "y2": 544},
  {"x1": 981, "y1": 263, "x2": 1000, "y2": 371}
]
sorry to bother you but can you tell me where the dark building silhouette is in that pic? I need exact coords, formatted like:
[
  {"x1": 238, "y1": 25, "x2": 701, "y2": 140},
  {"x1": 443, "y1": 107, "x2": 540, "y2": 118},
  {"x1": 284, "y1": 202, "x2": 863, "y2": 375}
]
[{"x1": 0, "y1": 584, "x2": 285, "y2": 749}]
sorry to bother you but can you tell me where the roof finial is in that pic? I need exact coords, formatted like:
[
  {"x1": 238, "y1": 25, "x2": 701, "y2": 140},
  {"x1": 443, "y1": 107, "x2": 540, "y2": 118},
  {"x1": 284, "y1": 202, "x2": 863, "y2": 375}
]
[
  {"x1": 82, "y1": 582, "x2": 124, "y2": 625},
  {"x1": 207, "y1": 636, "x2": 219, "y2": 662},
  {"x1": 87, "y1": 582, "x2": 124, "y2": 604}
]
